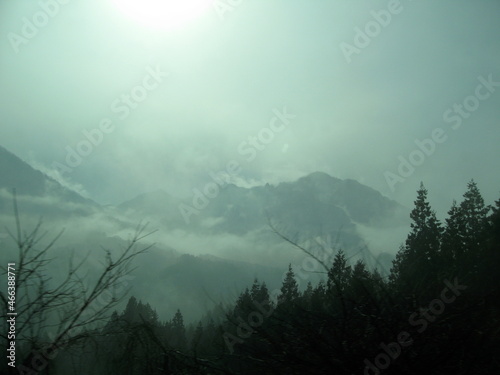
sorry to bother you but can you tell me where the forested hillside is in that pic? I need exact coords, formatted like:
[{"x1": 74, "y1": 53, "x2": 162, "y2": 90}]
[{"x1": 5, "y1": 181, "x2": 497, "y2": 374}]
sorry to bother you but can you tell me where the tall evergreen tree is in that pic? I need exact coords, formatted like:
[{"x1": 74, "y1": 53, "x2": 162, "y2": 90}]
[
  {"x1": 170, "y1": 309, "x2": 187, "y2": 350},
  {"x1": 122, "y1": 296, "x2": 140, "y2": 323},
  {"x1": 311, "y1": 280, "x2": 326, "y2": 312},
  {"x1": 458, "y1": 180, "x2": 490, "y2": 262},
  {"x1": 301, "y1": 281, "x2": 314, "y2": 309},
  {"x1": 327, "y1": 249, "x2": 352, "y2": 295},
  {"x1": 138, "y1": 302, "x2": 159, "y2": 325},
  {"x1": 349, "y1": 260, "x2": 370, "y2": 293},
  {"x1": 487, "y1": 197, "x2": 500, "y2": 244},
  {"x1": 406, "y1": 182, "x2": 442, "y2": 257},
  {"x1": 250, "y1": 278, "x2": 260, "y2": 300},
  {"x1": 234, "y1": 287, "x2": 253, "y2": 316},
  {"x1": 390, "y1": 183, "x2": 442, "y2": 299},
  {"x1": 481, "y1": 197, "x2": 500, "y2": 291},
  {"x1": 250, "y1": 279, "x2": 271, "y2": 304},
  {"x1": 278, "y1": 264, "x2": 300, "y2": 306},
  {"x1": 191, "y1": 322, "x2": 204, "y2": 353},
  {"x1": 442, "y1": 200, "x2": 465, "y2": 257}
]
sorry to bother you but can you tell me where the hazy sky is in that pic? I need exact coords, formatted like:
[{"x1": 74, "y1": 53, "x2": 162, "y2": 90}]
[{"x1": 1, "y1": 0, "x2": 499, "y2": 217}]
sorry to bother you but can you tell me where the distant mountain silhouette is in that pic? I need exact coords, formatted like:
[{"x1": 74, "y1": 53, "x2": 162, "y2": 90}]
[
  {"x1": 0, "y1": 145, "x2": 408, "y2": 321},
  {"x1": 0, "y1": 145, "x2": 97, "y2": 216},
  {"x1": 118, "y1": 171, "x2": 407, "y2": 255},
  {"x1": 0, "y1": 144, "x2": 407, "y2": 259}
]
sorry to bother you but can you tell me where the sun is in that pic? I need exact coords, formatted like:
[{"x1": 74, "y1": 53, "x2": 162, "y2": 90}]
[{"x1": 111, "y1": 0, "x2": 214, "y2": 30}]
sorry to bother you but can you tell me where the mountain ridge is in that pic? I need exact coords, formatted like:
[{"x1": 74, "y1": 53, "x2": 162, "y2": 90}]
[
  {"x1": 0, "y1": 144, "x2": 406, "y2": 321},
  {"x1": 0, "y1": 144, "x2": 407, "y2": 263},
  {"x1": 0, "y1": 145, "x2": 98, "y2": 209}
]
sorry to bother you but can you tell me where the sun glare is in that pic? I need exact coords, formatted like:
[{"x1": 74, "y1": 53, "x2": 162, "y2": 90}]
[{"x1": 111, "y1": 0, "x2": 214, "y2": 30}]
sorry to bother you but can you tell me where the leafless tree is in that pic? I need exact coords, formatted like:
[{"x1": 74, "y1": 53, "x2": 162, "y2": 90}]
[{"x1": 0, "y1": 194, "x2": 153, "y2": 374}]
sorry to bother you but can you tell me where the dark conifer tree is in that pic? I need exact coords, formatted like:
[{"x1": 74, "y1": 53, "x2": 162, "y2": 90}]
[
  {"x1": 191, "y1": 321, "x2": 204, "y2": 353},
  {"x1": 327, "y1": 249, "x2": 352, "y2": 295},
  {"x1": 311, "y1": 280, "x2": 326, "y2": 312},
  {"x1": 234, "y1": 287, "x2": 253, "y2": 317},
  {"x1": 441, "y1": 200, "x2": 465, "y2": 269},
  {"x1": 122, "y1": 296, "x2": 140, "y2": 323},
  {"x1": 457, "y1": 179, "x2": 490, "y2": 273},
  {"x1": 278, "y1": 264, "x2": 300, "y2": 306},
  {"x1": 349, "y1": 260, "x2": 371, "y2": 297},
  {"x1": 390, "y1": 183, "x2": 442, "y2": 301},
  {"x1": 301, "y1": 281, "x2": 314, "y2": 309},
  {"x1": 170, "y1": 309, "x2": 187, "y2": 351}
]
